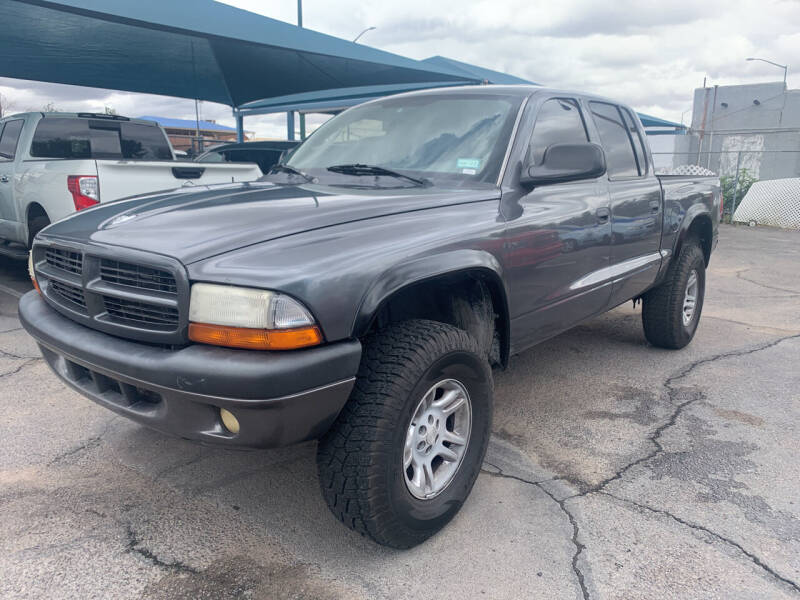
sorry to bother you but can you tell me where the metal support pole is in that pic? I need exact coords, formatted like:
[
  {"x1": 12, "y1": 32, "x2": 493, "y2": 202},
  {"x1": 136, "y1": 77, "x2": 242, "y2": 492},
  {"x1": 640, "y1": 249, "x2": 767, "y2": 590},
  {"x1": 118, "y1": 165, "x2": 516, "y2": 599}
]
[
  {"x1": 235, "y1": 111, "x2": 244, "y2": 143},
  {"x1": 194, "y1": 98, "x2": 203, "y2": 153},
  {"x1": 729, "y1": 151, "x2": 742, "y2": 223},
  {"x1": 287, "y1": 111, "x2": 295, "y2": 141},
  {"x1": 299, "y1": 113, "x2": 306, "y2": 140}
]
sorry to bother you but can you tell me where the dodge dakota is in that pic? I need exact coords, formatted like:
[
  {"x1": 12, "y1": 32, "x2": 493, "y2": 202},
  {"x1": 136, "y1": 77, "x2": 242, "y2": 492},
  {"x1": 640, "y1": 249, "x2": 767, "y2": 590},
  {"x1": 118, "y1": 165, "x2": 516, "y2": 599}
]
[{"x1": 20, "y1": 86, "x2": 720, "y2": 548}]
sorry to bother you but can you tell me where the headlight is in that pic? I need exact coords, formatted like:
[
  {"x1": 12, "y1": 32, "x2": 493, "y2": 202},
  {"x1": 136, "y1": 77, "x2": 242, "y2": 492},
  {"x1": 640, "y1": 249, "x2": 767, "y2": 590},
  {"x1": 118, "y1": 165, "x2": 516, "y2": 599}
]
[{"x1": 188, "y1": 283, "x2": 322, "y2": 350}]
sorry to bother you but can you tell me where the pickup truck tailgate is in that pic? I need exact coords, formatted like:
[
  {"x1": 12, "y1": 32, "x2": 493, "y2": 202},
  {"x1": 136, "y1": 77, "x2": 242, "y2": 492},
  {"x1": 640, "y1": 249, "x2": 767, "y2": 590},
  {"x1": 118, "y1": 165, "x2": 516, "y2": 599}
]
[{"x1": 96, "y1": 161, "x2": 261, "y2": 202}]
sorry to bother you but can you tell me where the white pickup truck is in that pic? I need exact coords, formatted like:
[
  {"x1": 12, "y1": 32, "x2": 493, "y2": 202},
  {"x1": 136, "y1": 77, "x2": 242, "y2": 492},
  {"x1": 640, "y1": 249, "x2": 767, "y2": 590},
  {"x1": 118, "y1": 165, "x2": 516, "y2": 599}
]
[{"x1": 0, "y1": 112, "x2": 261, "y2": 258}]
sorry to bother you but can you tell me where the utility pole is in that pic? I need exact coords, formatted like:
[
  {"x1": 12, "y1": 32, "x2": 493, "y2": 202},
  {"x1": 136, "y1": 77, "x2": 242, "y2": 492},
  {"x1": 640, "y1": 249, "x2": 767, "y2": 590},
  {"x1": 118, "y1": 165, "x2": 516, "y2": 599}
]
[{"x1": 289, "y1": 0, "x2": 306, "y2": 141}]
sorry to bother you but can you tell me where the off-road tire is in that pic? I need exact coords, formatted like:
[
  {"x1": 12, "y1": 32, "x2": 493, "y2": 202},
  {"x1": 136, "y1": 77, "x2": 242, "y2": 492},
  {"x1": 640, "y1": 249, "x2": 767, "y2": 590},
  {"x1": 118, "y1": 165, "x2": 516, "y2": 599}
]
[
  {"x1": 642, "y1": 240, "x2": 706, "y2": 349},
  {"x1": 317, "y1": 319, "x2": 493, "y2": 548}
]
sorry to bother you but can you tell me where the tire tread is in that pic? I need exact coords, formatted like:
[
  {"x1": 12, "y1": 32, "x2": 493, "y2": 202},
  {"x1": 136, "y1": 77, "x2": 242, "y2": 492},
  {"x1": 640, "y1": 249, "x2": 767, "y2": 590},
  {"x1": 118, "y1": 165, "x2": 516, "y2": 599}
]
[{"x1": 317, "y1": 319, "x2": 490, "y2": 548}]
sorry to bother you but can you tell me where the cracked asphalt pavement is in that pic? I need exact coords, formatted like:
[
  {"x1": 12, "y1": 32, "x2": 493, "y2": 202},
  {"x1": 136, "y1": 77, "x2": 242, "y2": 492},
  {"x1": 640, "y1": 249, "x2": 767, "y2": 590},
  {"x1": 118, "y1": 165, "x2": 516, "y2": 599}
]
[{"x1": 1, "y1": 224, "x2": 799, "y2": 599}]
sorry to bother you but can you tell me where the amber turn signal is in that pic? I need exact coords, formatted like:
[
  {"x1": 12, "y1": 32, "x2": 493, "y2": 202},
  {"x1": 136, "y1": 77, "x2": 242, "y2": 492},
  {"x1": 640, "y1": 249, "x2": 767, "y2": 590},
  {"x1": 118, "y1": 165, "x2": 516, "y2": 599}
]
[
  {"x1": 188, "y1": 322, "x2": 322, "y2": 350},
  {"x1": 28, "y1": 252, "x2": 41, "y2": 295}
]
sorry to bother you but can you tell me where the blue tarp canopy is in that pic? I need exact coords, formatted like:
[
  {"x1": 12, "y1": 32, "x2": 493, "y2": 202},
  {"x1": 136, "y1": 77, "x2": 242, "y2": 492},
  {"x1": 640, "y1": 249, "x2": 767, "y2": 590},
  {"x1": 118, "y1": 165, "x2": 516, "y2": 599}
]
[
  {"x1": 238, "y1": 56, "x2": 539, "y2": 116},
  {"x1": 637, "y1": 112, "x2": 685, "y2": 129},
  {"x1": 0, "y1": 0, "x2": 475, "y2": 107},
  {"x1": 136, "y1": 116, "x2": 236, "y2": 132},
  {"x1": 421, "y1": 56, "x2": 536, "y2": 85}
]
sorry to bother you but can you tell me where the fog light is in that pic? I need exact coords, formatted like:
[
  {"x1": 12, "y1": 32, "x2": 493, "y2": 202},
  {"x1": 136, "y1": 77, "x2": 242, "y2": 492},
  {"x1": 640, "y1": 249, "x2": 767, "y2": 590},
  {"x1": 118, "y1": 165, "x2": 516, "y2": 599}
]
[{"x1": 219, "y1": 408, "x2": 240, "y2": 434}]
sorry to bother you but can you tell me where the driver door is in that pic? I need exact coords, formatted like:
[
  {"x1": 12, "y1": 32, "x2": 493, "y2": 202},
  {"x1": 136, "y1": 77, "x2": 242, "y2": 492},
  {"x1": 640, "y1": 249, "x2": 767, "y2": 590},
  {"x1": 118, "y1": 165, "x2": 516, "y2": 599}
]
[{"x1": 504, "y1": 97, "x2": 612, "y2": 350}]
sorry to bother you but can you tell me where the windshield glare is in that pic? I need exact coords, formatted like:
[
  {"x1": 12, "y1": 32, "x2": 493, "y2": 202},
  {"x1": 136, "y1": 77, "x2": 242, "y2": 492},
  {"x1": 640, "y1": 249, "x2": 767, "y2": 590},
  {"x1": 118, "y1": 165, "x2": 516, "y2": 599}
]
[{"x1": 286, "y1": 93, "x2": 522, "y2": 184}]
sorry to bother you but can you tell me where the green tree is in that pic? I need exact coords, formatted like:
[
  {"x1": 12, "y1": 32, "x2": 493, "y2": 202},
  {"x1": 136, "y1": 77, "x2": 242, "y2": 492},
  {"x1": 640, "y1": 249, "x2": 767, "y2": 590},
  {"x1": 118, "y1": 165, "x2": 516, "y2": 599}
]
[{"x1": 720, "y1": 168, "x2": 758, "y2": 222}]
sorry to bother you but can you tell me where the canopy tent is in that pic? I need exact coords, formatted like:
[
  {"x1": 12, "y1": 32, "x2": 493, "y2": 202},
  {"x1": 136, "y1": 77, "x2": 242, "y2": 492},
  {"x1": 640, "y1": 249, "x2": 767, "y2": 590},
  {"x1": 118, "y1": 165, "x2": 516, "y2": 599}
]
[
  {"x1": 420, "y1": 56, "x2": 536, "y2": 85},
  {"x1": 238, "y1": 60, "x2": 684, "y2": 140},
  {"x1": 0, "y1": 0, "x2": 683, "y2": 142},
  {"x1": 635, "y1": 112, "x2": 687, "y2": 135},
  {"x1": 0, "y1": 0, "x2": 475, "y2": 108},
  {"x1": 236, "y1": 56, "x2": 540, "y2": 140}
]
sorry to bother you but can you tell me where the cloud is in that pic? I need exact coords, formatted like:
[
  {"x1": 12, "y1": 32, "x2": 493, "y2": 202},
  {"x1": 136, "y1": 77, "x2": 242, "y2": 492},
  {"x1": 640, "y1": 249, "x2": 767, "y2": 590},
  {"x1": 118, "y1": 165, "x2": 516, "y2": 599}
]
[{"x1": 1, "y1": 0, "x2": 798, "y2": 133}]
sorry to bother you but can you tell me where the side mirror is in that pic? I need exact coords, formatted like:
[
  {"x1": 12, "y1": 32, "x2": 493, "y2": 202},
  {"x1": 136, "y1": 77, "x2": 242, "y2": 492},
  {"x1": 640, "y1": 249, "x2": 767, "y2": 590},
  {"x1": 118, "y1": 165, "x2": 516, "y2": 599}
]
[{"x1": 520, "y1": 142, "x2": 606, "y2": 187}]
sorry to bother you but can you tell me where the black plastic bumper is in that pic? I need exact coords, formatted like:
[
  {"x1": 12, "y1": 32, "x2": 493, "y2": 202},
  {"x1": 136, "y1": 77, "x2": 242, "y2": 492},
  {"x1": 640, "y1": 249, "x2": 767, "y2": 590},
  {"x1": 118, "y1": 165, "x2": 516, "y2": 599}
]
[{"x1": 19, "y1": 291, "x2": 361, "y2": 448}]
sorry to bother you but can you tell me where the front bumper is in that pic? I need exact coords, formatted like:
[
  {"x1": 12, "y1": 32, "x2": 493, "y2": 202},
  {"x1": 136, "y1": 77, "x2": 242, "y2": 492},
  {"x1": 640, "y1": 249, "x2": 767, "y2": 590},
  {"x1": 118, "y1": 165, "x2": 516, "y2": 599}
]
[{"x1": 19, "y1": 291, "x2": 361, "y2": 448}]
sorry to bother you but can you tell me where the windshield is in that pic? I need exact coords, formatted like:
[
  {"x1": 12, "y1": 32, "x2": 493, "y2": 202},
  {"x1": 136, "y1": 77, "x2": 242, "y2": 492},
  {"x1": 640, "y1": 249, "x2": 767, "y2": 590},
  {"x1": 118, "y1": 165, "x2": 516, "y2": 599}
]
[{"x1": 285, "y1": 92, "x2": 523, "y2": 185}]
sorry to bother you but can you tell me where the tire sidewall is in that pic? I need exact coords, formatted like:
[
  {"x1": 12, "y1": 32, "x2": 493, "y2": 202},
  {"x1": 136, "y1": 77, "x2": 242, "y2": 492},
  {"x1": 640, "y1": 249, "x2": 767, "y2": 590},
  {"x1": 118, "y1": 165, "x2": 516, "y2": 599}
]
[
  {"x1": 677, "y1": 248, "x2": 706, "y2": 344},
  {"x1": 386, "y1": 348, "x2": 492, "y2": 534}
]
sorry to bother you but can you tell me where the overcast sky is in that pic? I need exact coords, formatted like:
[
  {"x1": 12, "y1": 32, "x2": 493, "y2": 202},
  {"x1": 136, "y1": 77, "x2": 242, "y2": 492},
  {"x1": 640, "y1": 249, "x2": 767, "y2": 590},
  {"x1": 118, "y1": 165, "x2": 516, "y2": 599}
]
[{"x1": 1, "y1": 0, "x2": 798, "y2": 139}]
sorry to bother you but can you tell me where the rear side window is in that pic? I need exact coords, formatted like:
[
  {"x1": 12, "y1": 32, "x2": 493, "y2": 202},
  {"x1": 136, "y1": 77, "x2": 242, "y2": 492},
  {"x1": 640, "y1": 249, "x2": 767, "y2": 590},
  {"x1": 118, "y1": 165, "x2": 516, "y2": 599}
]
[
  {"x1": 529, "y1": 98, "x2": 588, "y2": 165},
  {"x1": 620, "y1": 107, "x2": 648, "y2": 175},
  {"x1": 120, "y1": 122, "x2": 172, "y2": 160},
  {"x1": 31, "y1": 119, "x2": 91, "y2": 158},
  {"x1": 0, "y1": 120, "x2": 24, "y2": 160},
  {"x1": 31, "y1": 118, "x2": 172, "y2": 160},
  {"x1": 588, "y1": 102, "x2": 639, "y2": 178}
]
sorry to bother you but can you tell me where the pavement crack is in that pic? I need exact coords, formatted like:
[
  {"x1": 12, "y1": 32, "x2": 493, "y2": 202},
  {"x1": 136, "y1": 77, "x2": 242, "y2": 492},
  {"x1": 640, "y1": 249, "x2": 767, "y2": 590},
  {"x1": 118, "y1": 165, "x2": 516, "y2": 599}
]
[
  {"x1": 0, "y1": 347, "x2": 41, "y2": 360},
  {"x1": 573, "y1": 334, "x2": 800, "y2": 498},
  {"x1": 48, "y1": 417, "x2": 117, "y2": 464},
  {"x1": 600, "y1": 492, "x2": 800, "y2": 595},
  {"x1": 538, "y1": 485, "x2": 590, "y2": 600},
  {"x1": 124, "y1": 523, "x2": 198, "y2": 574},
  {"x1": 482, "y1": 461, "x2": 590, "y2": 599},
  {"x1": 736, "y1": 269, "x2": 800, "y2": 296},
  {"x1": 0, "y1": 358, "x2": 41, "y2": 379},
  {"x1": 480, "y1": 461, "x2": 553, "y2": 487}
]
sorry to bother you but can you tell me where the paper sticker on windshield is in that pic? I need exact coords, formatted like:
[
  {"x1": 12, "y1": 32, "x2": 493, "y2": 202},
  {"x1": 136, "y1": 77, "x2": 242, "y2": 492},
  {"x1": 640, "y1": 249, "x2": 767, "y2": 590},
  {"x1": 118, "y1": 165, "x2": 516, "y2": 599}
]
[
  {"x1": 461, "y1": 168, "x2": 477, "y2": 175},
  {"x1": 457, "y1": 158, "x2": 481, "y2": 170}
]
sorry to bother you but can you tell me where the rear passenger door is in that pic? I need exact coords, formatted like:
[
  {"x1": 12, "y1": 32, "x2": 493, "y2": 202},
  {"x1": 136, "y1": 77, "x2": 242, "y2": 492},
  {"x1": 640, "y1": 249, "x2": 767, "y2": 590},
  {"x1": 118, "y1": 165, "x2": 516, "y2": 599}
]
[{"x1": 588, "y1": 102, "x2": 662, "y2": 306}]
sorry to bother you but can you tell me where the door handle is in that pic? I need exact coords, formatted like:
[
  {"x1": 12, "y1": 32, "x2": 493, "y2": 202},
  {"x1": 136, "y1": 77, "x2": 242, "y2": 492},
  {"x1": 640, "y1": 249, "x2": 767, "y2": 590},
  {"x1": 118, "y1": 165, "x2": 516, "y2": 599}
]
[
  {"x1": 649, "y1": 200, "x2": 660, "y2": 213},
  {"x1": 596, "y1": 207, "x2": 610, "y2": 223},
  {"x1": 0, "y1": 175, "x2": 8, "y2": 183}
]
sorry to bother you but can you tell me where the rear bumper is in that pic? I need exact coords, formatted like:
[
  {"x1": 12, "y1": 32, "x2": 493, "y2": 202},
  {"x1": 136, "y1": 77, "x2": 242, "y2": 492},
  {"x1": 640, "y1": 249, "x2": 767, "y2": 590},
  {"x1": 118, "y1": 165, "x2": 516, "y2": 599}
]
[{"x1": 19, "y1": 291, "x2": 361, "y2": 448}]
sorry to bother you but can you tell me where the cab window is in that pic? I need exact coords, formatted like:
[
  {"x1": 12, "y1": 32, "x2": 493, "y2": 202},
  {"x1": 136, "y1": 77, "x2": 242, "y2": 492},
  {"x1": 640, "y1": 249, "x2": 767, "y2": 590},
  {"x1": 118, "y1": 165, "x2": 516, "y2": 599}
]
[
  {"x1": 529, "y1": 98, "x2": 588, "y2": 165},
  {"x1": 0, "y1": 120, "x2": 24, "y2": 160},
  {"x1": 588, "y1": 102, "x2": 639, "y2": 178}
]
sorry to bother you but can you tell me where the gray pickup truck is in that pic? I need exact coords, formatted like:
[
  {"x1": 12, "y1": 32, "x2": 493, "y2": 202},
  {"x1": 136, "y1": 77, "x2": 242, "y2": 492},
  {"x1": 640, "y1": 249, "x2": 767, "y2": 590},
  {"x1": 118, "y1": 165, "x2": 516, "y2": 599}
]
[{"x1": 20, "y1": 85, "x2": 720, "y2": 548}]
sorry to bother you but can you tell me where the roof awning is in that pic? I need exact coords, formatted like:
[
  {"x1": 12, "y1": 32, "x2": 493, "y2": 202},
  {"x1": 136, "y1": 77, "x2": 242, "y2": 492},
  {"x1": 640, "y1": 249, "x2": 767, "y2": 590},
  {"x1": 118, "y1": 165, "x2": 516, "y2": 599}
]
[
  {"x1": 637, "y1": 112, "x2": 686, "y2": 129},
  {"x1": 0, "y1": 0, "x2": 475, "y2": 107},
  {"x1": 238, "y1": 56, "x2": 539, "y2": 116}
]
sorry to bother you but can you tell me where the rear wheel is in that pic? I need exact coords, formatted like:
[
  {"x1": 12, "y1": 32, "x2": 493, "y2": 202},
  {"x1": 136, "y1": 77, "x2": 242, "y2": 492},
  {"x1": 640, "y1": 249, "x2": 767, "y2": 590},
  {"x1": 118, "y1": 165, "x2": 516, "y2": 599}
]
[
  {"x1": 28, "y1": 214, "x2": 50, "y2": 247},
  {"x1": 642, "y1": 240, "x2": 706, "y2": 349},
  {"x1": 317, "y1": 319, "x2": 492, "y2": 548}
]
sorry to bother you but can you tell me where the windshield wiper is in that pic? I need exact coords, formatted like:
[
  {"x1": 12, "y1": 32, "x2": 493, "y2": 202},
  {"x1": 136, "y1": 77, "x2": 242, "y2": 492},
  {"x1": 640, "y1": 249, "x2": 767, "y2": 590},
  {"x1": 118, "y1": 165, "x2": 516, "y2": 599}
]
[
  {"x1": 269, "y1": 163, "x2": 315, "y2": 182},
  {"x1": 326, "y1": 164, "x2": 428, "y2": 187}
]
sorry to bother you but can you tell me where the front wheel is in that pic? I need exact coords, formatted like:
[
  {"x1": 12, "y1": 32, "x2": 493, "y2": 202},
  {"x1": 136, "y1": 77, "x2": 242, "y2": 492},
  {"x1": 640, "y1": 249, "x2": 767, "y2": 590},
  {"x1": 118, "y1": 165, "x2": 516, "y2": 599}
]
[
  {"x1": 317, "y1": 319, "x2": 492, "y2": 548},
  {"x1": 642, "y1": 240, "x2": 706, "y2": 349}
]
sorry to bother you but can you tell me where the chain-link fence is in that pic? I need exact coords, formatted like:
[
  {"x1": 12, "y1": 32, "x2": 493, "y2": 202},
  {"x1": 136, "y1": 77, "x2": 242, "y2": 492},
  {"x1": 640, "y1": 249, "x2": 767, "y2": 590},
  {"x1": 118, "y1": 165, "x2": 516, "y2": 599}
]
[{"x1": 651, "y1": 148, "x2": 800, "y2": 224}]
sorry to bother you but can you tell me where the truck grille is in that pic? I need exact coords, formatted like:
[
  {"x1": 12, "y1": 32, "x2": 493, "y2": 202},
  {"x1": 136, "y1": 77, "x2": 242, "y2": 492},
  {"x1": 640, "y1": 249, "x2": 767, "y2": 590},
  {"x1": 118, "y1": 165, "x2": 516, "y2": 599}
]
[
  {"x1": 33, "y1": 242, "x2": 188, "y2": 344},
  {"x1": 50, "y1": 280, "x2": 87, "y2": 309},
  {"x1": 100, "y1": 259, "x2": 177, "y2": 295},
  {"x1": 46, "y1": 247, "x2": 83, "y2": 275},
  {"x1": 103, "y1": 296, "x2": 179, "y2": 329}
]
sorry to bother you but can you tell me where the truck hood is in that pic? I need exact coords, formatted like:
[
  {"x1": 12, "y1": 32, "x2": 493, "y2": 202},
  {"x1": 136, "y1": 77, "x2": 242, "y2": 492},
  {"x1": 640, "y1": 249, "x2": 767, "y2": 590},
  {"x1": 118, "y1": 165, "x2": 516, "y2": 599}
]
[{"x1": 43, "y1": 181, "x2": 498, "y2": 264}]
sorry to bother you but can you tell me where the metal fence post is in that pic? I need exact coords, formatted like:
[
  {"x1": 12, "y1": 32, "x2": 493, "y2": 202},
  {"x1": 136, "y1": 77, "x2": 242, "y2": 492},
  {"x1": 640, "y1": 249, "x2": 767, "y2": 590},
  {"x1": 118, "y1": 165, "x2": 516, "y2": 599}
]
[{"x1": 729, "y1": 151, "x2": 742, "y2": 223}]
